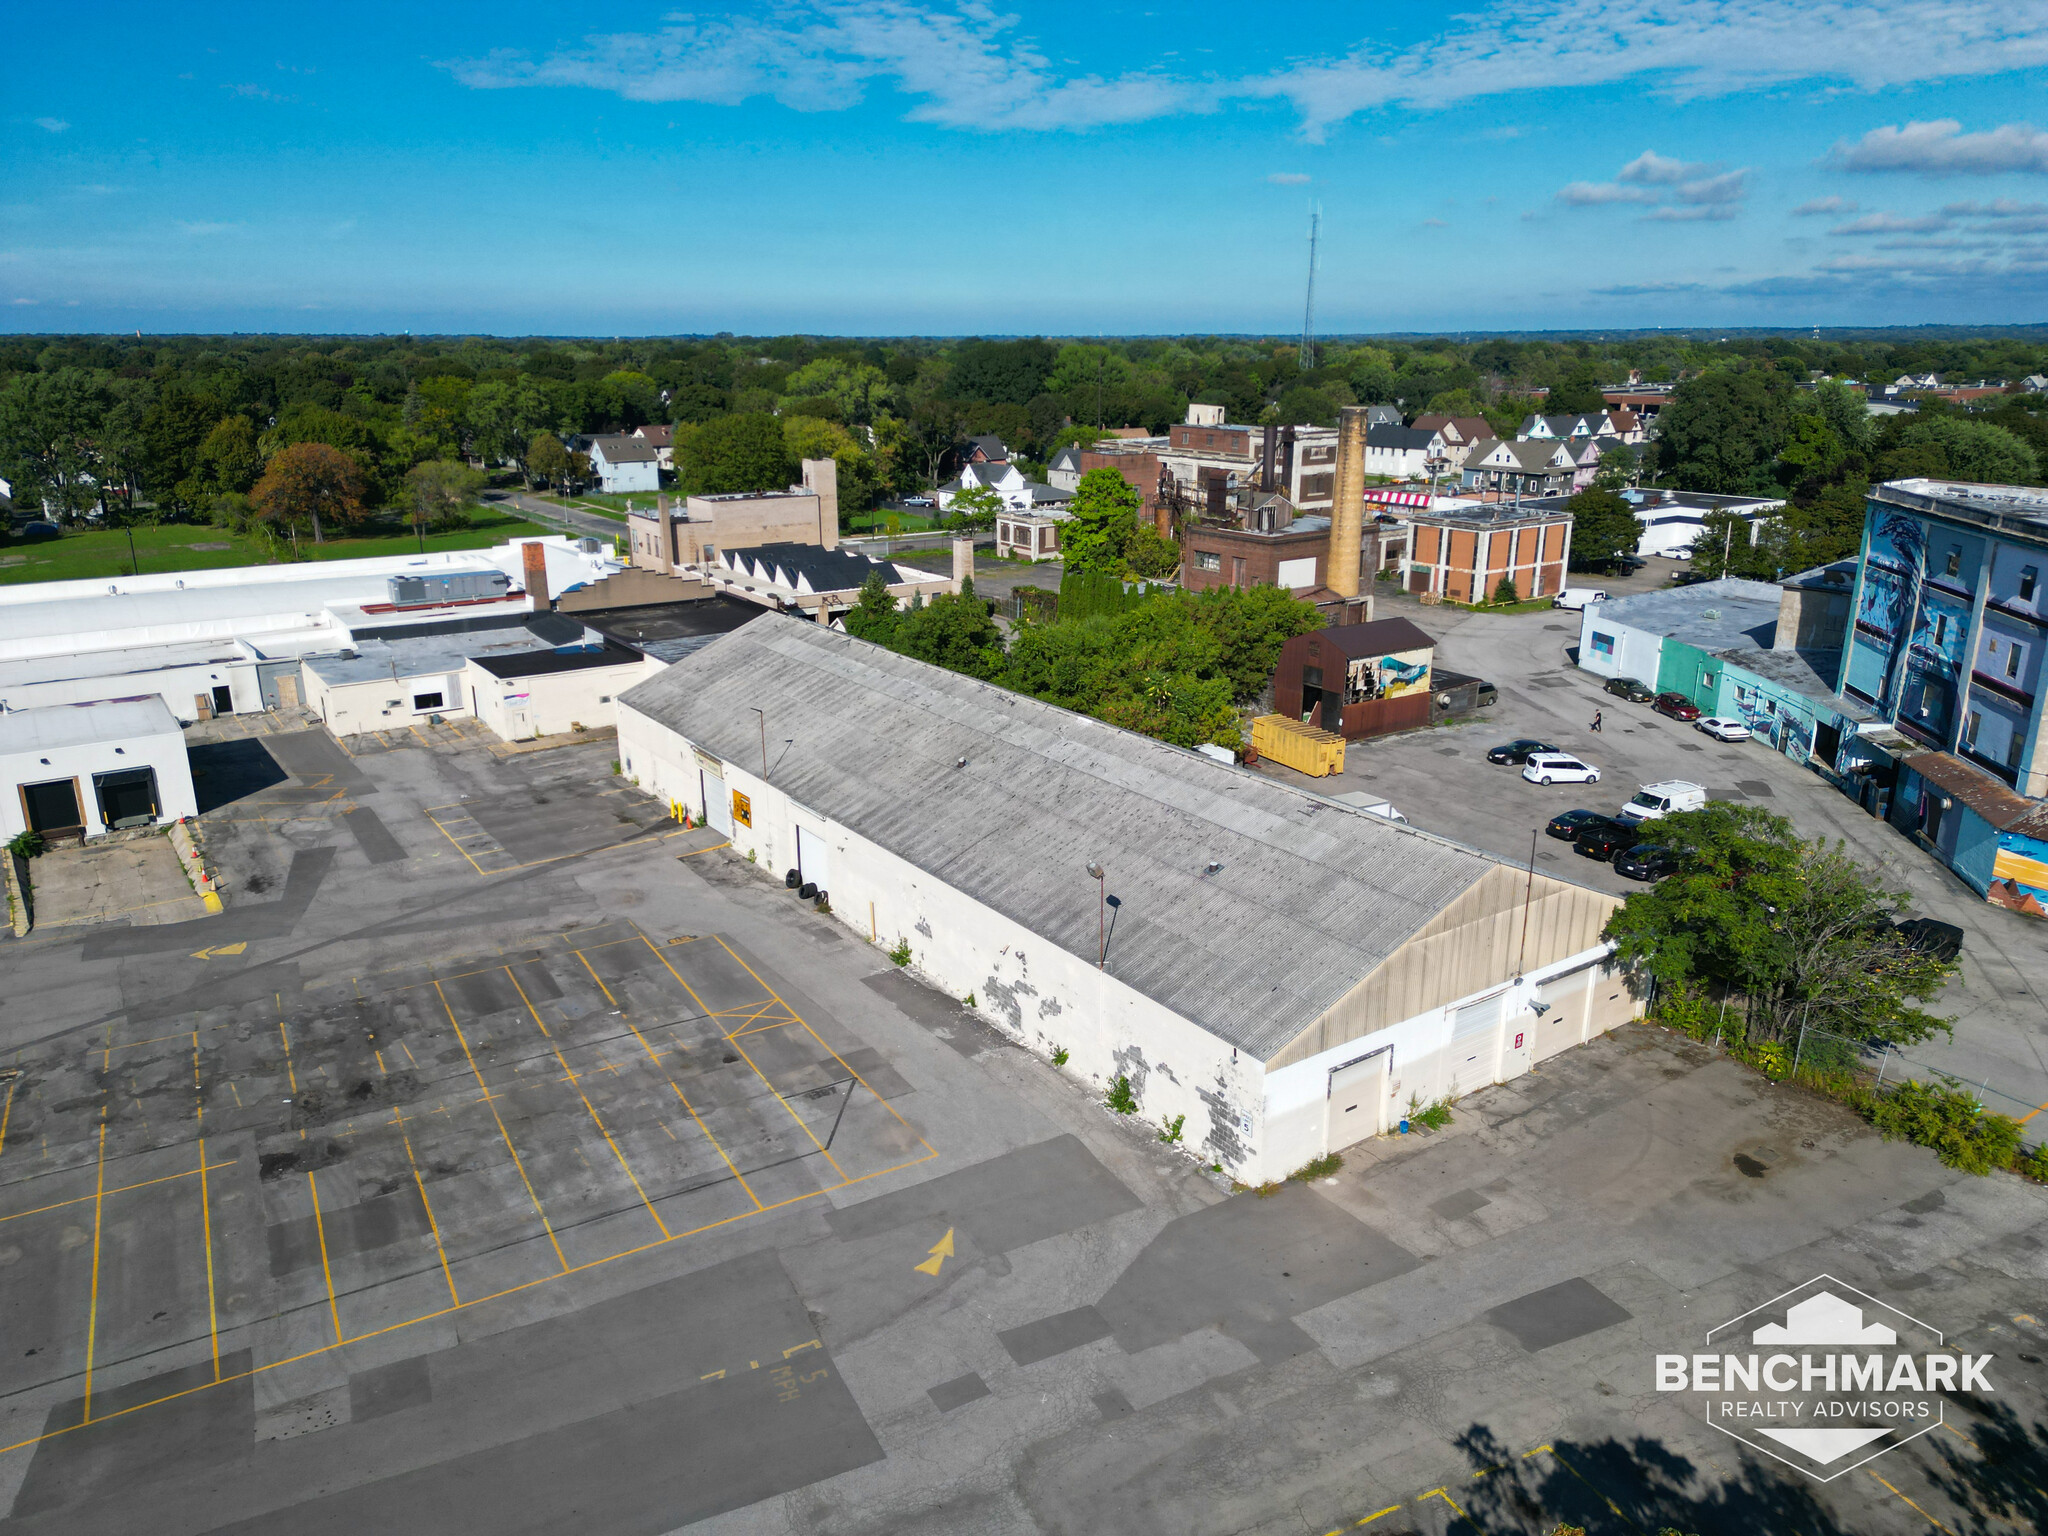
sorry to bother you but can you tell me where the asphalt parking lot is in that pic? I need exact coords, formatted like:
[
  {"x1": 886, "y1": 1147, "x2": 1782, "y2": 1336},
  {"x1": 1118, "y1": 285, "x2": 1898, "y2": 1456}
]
[
  {"x1": 0, "y1": 699, "x2": 2042, "y2": 1534},
  {"x1": 1264, "y1": 587, "x2": 2048, "y2": 1140}
]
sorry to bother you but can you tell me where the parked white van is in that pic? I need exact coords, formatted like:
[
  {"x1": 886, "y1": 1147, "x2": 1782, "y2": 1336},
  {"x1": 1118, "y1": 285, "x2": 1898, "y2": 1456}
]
[
  {"x1": 1617, "y1": 780, "x2": 1707, "y2": 823},
  {"x1": 1553, "y1": 588, "x2": 1608, "y2": 611}
]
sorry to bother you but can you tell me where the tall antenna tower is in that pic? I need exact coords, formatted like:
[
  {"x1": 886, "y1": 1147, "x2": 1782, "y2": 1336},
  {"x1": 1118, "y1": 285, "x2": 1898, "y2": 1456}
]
[{"x1": 1300, "y1": 204, "x2": 1321, "y2": 372}]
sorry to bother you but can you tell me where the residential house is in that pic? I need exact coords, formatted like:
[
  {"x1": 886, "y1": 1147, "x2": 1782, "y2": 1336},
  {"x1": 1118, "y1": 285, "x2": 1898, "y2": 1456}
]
[
  {"x1": 1510, "y1": 488, "x2": 1785, "y2": 561},
  {"x1": 2022, "y1": 375, "x2": 2047, "y2": 394},
  {"x1": 1601, "y1": 385, "x2": 1675, "y2": 423},
  {"x1": 1519, "y1": 413, "x2": 1619, "y2": 443},
  {"x1": 1605, "y1": 409, "x2": 1646, "y2": 445},
  {"x1": 962, "y1": 435, "x2": 1010, "y2": 465},
  {"x1": 1363, "y1": 424, "x2": 1447, "y2": 481},
  {"x1": 1459, "y1": 438, "x2": 1577, "y2": 498},
  {"x1": 1364, "y1": 404, "x2": 1403, "y2": 428},
  {"x1": 588, "y1": 435, "x2": 661, "y2": 495},
  {"x1": 632, "y1": 423, "x2": 675, "y2": 470},
  {"x1": 1046, "y1": 443, "x2": 1085, "y2": 492},
  {"x1": 1408, "y1": 416, "x2": 1493, "y2": 467},
  {"x1": 936, "y1": 459, "x2": 1070, "y2": 514}
]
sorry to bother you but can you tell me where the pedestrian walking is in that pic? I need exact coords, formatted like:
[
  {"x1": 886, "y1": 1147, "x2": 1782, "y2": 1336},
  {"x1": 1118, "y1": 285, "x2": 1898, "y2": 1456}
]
[{"x1": 1590, "y1": 710, "x2": 1603, "y2": 732}]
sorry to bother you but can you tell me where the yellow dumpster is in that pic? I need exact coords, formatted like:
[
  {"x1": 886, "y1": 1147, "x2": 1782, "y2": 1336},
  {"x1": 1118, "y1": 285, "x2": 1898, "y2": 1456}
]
[{"x1": 1251, "y1": 714, "x2": 1345, "y2": 777}]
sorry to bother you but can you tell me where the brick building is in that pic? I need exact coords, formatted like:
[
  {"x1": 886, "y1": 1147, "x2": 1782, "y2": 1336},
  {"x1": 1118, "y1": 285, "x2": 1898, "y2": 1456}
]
[
  {"x1": 1271, "y1": 617, "x2": 1439, "y2": 739},
  {"x1": 1402, "y1": 503, "x2": 1573, "y2": 603}
]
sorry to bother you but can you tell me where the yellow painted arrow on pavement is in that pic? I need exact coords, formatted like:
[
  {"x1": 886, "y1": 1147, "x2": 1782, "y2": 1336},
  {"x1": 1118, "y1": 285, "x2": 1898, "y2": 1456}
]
[
  {"x1": 913, "y1": 1227, "x2": 955, "y2": 1276},
  {"x1": 190, "y1": 942, "x2": 248, "y2": 960}
]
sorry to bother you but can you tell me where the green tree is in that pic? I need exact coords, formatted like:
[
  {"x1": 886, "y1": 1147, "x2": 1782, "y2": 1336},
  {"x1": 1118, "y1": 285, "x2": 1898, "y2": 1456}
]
[
  {"x1": 404, "y1": 459, "x2": 486, "y2": 534},
  {"x1": 1565, "y1": 487, "x2": 1640, "y2": 569},
  {"x1": 947, "y1": 482, "x2": 1004, "y2": 531},
  {"x1": 681, "y1": 412, "x2": 795, "y2": 495},
  {"x1": 194, "y1": 415, "x2": 263, "y2": 495},
  {"x1": 1123, "y1": 523, "x2": 1181, "y2": 579},
  {"x1": 1492, "y1": 575, "x2": 1520, "y2": 604},
  {"x1": 1185, "y1": 585, "x2": 1324, "y2": 702},
  {"x1": 526, "y1": 432, "x2": 571, "y2": 489},
  {"x1": 1548, "y1": 359, "x2": 1606, "y2": 413},
  {"x1": 783, "y1": 415, "x2": 877, "y2": 515},
  {"x1": 1062, "y1": 467, "x2": 1141, "y2": 574},
  {"x1": 252, "y1": 442, "x2": 367, "y2": 543},
  {"x1": 893, "y1": 578, "x2": 1005, "y2": 679},
  {"x1": 1879, "y1": 418, "x2": 2038, "y2": 485},
  {"x1": 1655, "y1": 364, "x2": 1797, "y2": 495},
  {"x1": 842, "y1": 570, "x2": 901, "y2": 646},
  {"x1": 1273, "y1": 385, "x2": 1336, "y2": 426},
  {"x1": 1603, "y1": 803, "x2": 1953, "y2": 1048},
  {"x1": 0, "y1": 367, "x2": 111, "y2": 519}
]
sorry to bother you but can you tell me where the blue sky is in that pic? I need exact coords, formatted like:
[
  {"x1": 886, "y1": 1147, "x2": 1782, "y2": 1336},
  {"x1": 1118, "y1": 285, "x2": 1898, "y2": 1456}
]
[{"x1": 7, "y1": 1, "x2": 2048, "y2": 335}]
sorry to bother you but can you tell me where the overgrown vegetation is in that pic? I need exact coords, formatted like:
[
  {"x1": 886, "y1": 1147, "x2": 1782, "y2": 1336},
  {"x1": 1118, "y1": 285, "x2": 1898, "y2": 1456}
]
[
  {"x1": 887, "y1": 936, "x2": 912, "y2": 967},
  {"x1": 1050, "y1": 1045, "x2": 1069, "y2": 1068},
  {"x1": 1869, "y1": 1080, "x2": 2024, "y2": 1175},
  {"x1": 844, "y1": 571, "x2": 1321, "y2": 750},
  {"x1": 1289, "y1": 1152, "x2": 1343, "y2": 1181},
  {"x1": 6, "y1": 830, "x2": 46, "y2": 859},
  {"x1": 1105, "y1": 1075, "x2": 1138, "y2": 1115},
  {"x1": 1158, "y1": 1114, "x2": 1186, "y2": 1145},
  {"x1": 1408, "y1": 1096, "x2": 1454, "y2": 1131}
]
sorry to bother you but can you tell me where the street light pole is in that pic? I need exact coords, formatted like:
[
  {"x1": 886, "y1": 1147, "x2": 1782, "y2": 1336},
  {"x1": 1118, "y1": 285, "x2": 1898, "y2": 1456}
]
[
  {"x1": 1085, "y1": 861, "x2": 1106, "y2": 967},
  {"x1": 750, "y1": 707, "x2": 768, "y2": 780}
]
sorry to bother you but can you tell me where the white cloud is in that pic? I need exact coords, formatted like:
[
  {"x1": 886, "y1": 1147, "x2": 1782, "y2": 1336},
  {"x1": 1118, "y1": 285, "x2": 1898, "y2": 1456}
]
[
  {"x1": 33, "y1": 117, "x2": 68, "y2": 133},
  {"x1": 1421, "y1": 217, "x2": 1448, "y2": 227},
  {"x1": 1556, "y1": 180, "x2": 1659, "y2": 206},
  {"x1": 1830, "y1": 211, "x2": 1953, "y2": 234},
  {"x1": 8, "y1": 297, "x2": 38, "y2": 305},
  {"x1": 1643, "y1": 204, "x2": 1740, "y2": 221},
  {"x1": 448, "y1": 3, "x2": 1197, "y2": 132},
  {"x1": 1828, "y1": 119, "x2": 2048, "y2": 176},
  {"x1": 1676, "y1": 169, "x2": 1750, "y2": 204},
  {"x1": 448, "y1": 1, "x2": 2048, "y2": 137},
  {"x1": 1943, "y1": 197, "x2": 2048, "y2": 218},
  {"x1": 1792, "y1": 195, "x2": 1857, "y2": 215},
  {"x1": 1618, "y1": 150, "x2": 1709, "y2": 185},
  {"x1": 1266, "y1": 172, "x2": 1311, "y2": 185}
]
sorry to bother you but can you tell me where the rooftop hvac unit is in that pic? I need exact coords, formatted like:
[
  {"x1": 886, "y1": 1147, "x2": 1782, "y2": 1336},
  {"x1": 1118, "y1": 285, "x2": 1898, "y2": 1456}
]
[{"x1": 385, "y1": 569, "x2": 511, "y2": 607}]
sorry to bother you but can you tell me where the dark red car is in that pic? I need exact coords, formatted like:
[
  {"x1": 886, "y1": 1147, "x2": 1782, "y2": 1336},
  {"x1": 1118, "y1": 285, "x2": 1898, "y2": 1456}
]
[{"x1": 1653, "y1": 691, "x2": 1701, "y2": 722}]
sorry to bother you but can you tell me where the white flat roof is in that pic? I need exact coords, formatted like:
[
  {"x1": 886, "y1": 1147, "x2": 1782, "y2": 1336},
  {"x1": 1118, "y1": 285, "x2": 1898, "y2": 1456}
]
[{"x1": 0, "y1": 696, "x2": 182, "y2": 753}]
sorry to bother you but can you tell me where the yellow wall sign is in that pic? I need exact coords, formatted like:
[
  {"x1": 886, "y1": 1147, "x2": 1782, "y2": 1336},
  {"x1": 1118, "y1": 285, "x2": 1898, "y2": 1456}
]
[{"x1": 731, "y1": 790, "x2": 752, "y2": 827}]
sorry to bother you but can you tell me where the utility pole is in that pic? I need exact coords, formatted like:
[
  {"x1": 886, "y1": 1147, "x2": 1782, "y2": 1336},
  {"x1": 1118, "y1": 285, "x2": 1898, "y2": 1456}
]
[
  {"x1": 1300, "y1": 204, "x2": 1321, "y2": 374},
  {"x1": 750, "y1": 708, "x2": 768, "y2": 780}
]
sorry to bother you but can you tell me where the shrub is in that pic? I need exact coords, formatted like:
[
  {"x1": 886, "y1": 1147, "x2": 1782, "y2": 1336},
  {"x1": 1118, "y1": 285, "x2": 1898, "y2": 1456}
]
[
  {"x1": 1051, "y1": 1045, "x2": 1070, "y2": 1067},
  {"x1": 1290, "y1": 1152, "x2": 1342, "y2": 1181},
  {"x1": 1753, "y1": 1040, "x2": 1790, "y2": 1079},
  {"x1": 1492, "y1": 576, "x2": 1519, "y2": 605},
  {"x1": 1105, "y1": 1075, "x2": 1138, "y2": 1114},
  {"x1": 1869, "y1": 1080, "x2": 2023, "y2": 1175},
  {"x1": 1158, "y1": 1114, "x2": 1185, "y2": 1145},
  {"x1": 1651, "y1": 983, "x2": 1722, "y2": 1041},
  {"x1": 887, "y1": 937, "x2": 912, "y2": 967},
  {"x1": 7, "y1": 830, "x2": 45, "y2": 859},
  {"x1": 2016, "y1": 1142, "x2": 2048, "y2": 1182}
]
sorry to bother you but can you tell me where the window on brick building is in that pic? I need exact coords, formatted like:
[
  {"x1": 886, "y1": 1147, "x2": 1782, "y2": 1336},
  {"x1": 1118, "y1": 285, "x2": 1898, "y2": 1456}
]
[{"x1": 1196, "y1": 550, "x2": 1221, "y2": 571}]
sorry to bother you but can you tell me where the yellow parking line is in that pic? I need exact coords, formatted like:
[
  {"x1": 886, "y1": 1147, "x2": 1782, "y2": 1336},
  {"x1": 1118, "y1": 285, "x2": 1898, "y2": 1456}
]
[
  {"x1": 0, "y1": 1077, "x2": 15, "y2": 1161},
  {"x1": 1869, "y1": 1469, "x2": 1955, "y2": 1532},
  {"x1": 193, "y1": 1031, "x2": 220, "y2": 1381},
  {"x1": 82, "y1": 1123, "x2": 107, "y2": 1422},
  {"x1": 307, "y1": 1170, "x2": 343, "y2": 1345},
  {"x1": 392, "y1": 1109, "x2": 458, "y2": 1305}
]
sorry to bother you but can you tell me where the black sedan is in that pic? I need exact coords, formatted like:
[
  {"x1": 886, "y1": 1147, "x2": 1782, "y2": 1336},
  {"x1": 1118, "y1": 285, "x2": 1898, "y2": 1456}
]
[
  {"x1": 1545, "y1": 809, "x2": 1617, "y2": 843},
  {"x1": 1605, "y1": 676, "x2": 1654, "y2": 702},
  {"x1": 1574, "y1": 820, "x2": 1642, "y2": 861},
  {"x1": 1615, "y1": 844, "x2": 1678, "y2": 881},
  {"x1": 1489, "y1": 738, "x2": 1560, "y2": 765}
]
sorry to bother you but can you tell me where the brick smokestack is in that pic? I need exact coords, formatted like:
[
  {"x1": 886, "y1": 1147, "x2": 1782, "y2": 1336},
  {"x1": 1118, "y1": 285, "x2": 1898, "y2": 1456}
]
[
  {"x1": 521, "y1": 541, "x2": 550, "y2": 608},
  {"x1": 1328, "y1": 406, "x2": 1368, "y2": 598},
  {"x1": 952, "y1": 535, "x2": 975, "y2": 591}
]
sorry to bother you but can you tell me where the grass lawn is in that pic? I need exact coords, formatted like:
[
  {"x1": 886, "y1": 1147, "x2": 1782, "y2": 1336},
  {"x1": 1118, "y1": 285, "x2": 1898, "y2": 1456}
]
[
  {"x1": 538, "y1": 492, "x2": 649, "y2": 520},
  {"x1": 844, "y1": 508, "x2": 944, "y2": 535},
  {"x1": 0, "y1": 513, "x2": 555, "y2": 587}
]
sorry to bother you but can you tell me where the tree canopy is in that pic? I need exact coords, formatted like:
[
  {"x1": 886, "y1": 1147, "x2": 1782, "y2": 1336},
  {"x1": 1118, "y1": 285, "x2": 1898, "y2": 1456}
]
[
  {"x1": 252, "y1": 442, "x2": 367, "y2": 543},
  {"x1": 680, "y1": 412, "x2": 794, "y2": 495},
  {"x1": 1062, "y1": 467, "x2": 1142, "y2": 575}
]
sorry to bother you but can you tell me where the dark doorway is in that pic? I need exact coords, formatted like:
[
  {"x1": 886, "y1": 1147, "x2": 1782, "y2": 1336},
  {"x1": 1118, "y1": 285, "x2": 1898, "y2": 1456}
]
[
  {"x1": 211, "y1": 685, "x2": 233, "y2": 716},
  {"x1": 93, "y1": 767, "x2": 160, "y2": 829},
  {"x1": 22, "y1": 778, "x2": 82, "y2": 836},
  {"x1": 1812, "y1": 720, "x2": 1841, "y2": 770}
]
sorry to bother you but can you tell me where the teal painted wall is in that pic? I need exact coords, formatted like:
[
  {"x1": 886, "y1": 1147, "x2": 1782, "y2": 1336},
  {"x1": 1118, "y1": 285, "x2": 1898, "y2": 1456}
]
[{"x1": 1654, "y1": 640, "x2": 1723, "y2": 710}]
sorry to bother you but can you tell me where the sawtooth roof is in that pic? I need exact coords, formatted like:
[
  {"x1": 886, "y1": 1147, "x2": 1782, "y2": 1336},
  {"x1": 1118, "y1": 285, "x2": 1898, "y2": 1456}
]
[{"x1": 619, "y1": 615, "x2": 1503, "y2": 1060}]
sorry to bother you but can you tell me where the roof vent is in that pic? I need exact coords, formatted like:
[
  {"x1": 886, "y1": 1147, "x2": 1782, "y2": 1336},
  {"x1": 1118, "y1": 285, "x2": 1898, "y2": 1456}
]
[{"x1": 1203, "y1": 860, "x2": 1224, "y2": 876}]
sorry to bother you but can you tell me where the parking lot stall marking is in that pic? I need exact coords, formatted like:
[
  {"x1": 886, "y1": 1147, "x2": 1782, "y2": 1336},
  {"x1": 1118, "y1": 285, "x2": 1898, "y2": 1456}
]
[
  {"x1": 1526, "y1": 1445, "x2": 1639, "y2": 1532},
  {"x1": 432, "y1": 979, "x2": 568, "y2": 1272},
  {"x1": 1869, "y1": 1469, "x2": 1955, "y2": 1533},
  {"x1": 81, "y1": 1122, "x2": 107, "y2": 1423},
  {"x1": 505, "y1": 965, "x2": 670, "y2": 1241},
  {"x1": 645, "y1": 938, "x2": 848, "y2": 1181},
  {"x1": 708, "y1": 935, "x2": 937, "y2": 1164},
  {"x1": 306, "y1": 1169, "x2": 344, "y2": 1345},
  {"x1": 0, "y1": 1076, "x2": 14, "y2": 1161},
  {"x1": 192, "y1": 1031, "x2": 220, "y2": 1381}
]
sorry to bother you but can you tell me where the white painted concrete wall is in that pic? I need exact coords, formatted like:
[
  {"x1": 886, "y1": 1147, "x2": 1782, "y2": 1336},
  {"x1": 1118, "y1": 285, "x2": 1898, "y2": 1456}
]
[
  {"x1": 1577, "y1": 607, "x2": 1661, "y2": 687},
  {"x1": 618, "y1": 704, "x2": 1270, "y2": 1177},
  {"x1": 0, "y1": 726, "x2": 198, "y2": 839},
  {"x1": 465, "y1": 658, "x2": 652, "y2": 741},
  {"x1": 303, "y1": 665, "x2": 469, "y2": 738},
  {"x1": 0, "y1": 655, "x2": 264, "y2": 723}
]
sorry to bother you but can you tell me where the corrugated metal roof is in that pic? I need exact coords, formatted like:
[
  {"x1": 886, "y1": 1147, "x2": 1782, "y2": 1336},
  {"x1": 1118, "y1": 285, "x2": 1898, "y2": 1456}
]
[{"x1": 621, "y1": 616, "x2": 1501, "y2": 1060}]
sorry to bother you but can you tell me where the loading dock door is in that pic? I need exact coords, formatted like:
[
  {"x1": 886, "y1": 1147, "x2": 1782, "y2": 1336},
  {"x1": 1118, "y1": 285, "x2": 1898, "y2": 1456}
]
[
  {"x1": 94, "y1": 767, "x2": 160, "y2": 830},
  {"x1": 1326, "y1": 1047, "x2": 1390, "y2": 1150},
  {"x1": 1448, "y1": 992, "x2": 1507, "y2": 1097},
  {"x1": 702, "y1": 768, "x2": 731, "y2": 834},
  {"x1": 22, "y1": 778, "x2": 82, "y2": 836},
  {"x1": 796, "y1": 825, "x2": 830, "y2": 893}
]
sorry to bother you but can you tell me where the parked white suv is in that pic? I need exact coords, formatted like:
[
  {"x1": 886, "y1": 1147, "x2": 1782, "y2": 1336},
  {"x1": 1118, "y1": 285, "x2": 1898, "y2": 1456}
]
[
  {"x1": 1521, "y1": 752, "x2": 1601, "y2": 786},
  {"x1": 1617, "y1": 780, "x2": 1707, "y2": 822}
]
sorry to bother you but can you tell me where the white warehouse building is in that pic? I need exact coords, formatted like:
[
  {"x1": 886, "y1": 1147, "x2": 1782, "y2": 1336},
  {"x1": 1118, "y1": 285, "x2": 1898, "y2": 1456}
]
[{"x1": 617, "y1": 617, "x2": 1640, "y2": 1184}]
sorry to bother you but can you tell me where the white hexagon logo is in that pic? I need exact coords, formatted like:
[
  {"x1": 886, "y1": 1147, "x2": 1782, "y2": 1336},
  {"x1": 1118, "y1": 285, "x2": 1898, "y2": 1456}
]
[{"x1": 1655, "y1": 1273, "x2": 1993, "y2": 1482}]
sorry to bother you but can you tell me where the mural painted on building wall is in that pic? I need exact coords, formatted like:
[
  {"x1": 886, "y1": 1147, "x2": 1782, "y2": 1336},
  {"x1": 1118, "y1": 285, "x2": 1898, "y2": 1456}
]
[
  {"x1": 1990, "y1": 832, "x2": 2048, "y2": 919},
  {"x1": 1859, "y1": 511, "x2": 1928, "y2": 711},
  {"x1": 1343, "y1": 648, "x2": 1432, "y2": 703},
  {"x1": 1898, "y1": 587, "x2": 1972, "y2": 745},
  {"x1": 1729, "y1": 684, "x2": 1816, "y2": 763}
]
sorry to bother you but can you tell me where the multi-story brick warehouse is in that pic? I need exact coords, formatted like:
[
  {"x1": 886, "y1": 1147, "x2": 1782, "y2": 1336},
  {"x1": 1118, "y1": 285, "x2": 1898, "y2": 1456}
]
[
  {"x1": 1179, "y1": 513, "x2": 1400, "y2": 602},
  {"x1": 1401, "y1": 503, "x2": 1573, "y2": 603},
  {"x1": 1155, "y1": 404, "x2": 1340, "y2": 516}
]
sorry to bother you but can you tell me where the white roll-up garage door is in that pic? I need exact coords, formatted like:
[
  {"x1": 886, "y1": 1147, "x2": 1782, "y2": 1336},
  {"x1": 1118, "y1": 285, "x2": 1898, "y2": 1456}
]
[
  {"x1": 1448, "y1": 991, "x2": 1506, "y2": 1097},
  {"x1": 703, "y1": 769, "x2": 731, "y2": 834},
  {"x1": 796, "y1": 825, "x2": 830, "y2": 892}
]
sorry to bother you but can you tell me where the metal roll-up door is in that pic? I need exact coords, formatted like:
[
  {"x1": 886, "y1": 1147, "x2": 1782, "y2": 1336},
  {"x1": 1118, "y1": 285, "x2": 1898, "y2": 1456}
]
[
  {"x1": 796, "y1": 825, "x2": 830, "y2": 894},
  {"x1": 1448, "y1": 991, "x2": 1506, "y2": 1097},
  {"x1": 703, "y1": 768, "x2": 731, "y2": 835},
  {"x1": 1325, "y1": 1047, "x2": 1390, "y2": 1151}
]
